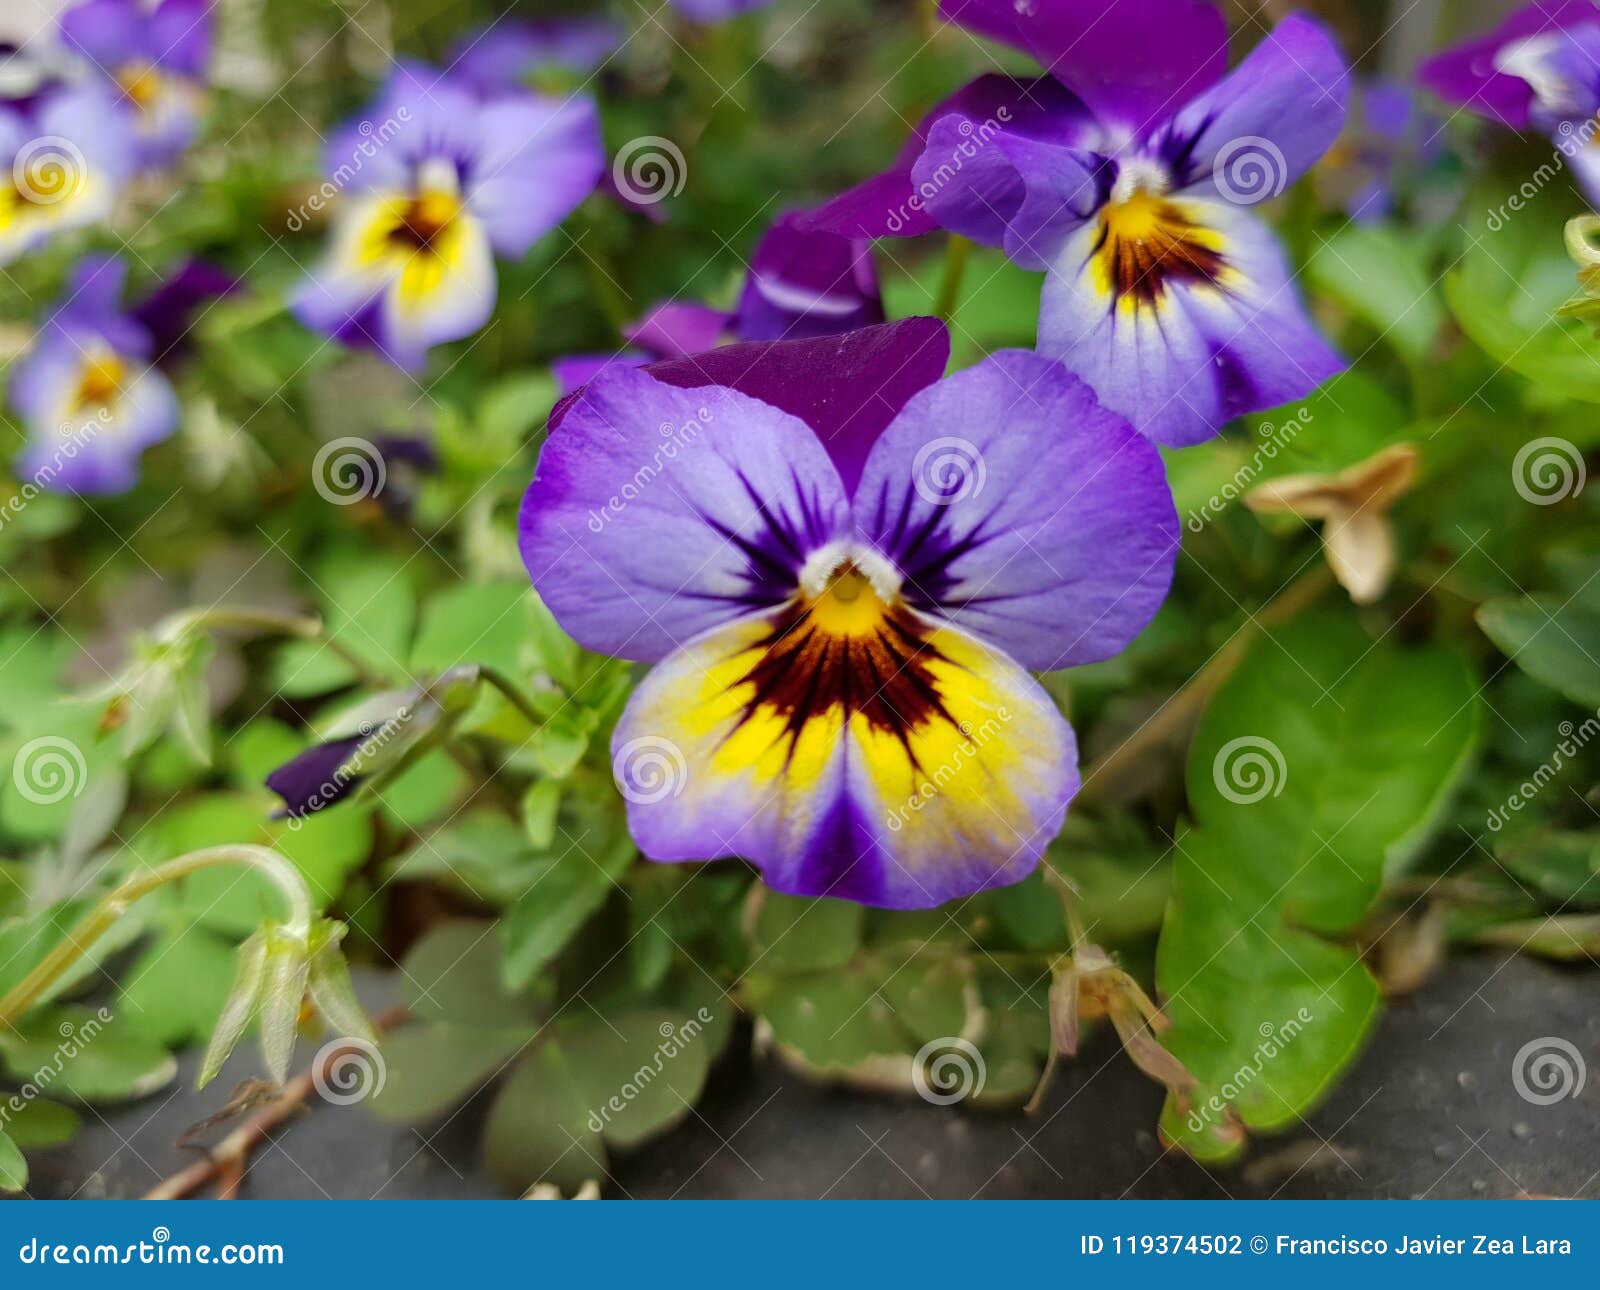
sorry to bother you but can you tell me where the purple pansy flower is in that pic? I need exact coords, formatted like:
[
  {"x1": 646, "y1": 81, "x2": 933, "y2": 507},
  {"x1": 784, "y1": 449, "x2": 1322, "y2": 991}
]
[
  {"x1": 0, "y1": 85, "x2": 135, "y2": 266},
  {"x1": 129, "y1": 257, "x2": 239, "y2": 366},
  {"x1": 806, "y1": 0, "x2": 1349, "y2": 447},
  {"x1": 553, "y1": 210, "x2": 884, "y2": 395},
  {"x1": 448, "y1": 18, "x2": 622, "y2": 95},
  {"x1": 670, "y1": 0, "x2": 774, "y2": 23},
  {"x1": 59, "y1": 0, "x2": 213, "y2": 168},
  {"x1": 0, "y1": 42, "x2": 70, "y2": 112},
  {"x1": 8, "y1": 256, "x2": 180, "y2": 495},
  {"x1": 292, "y1": 61, "x2": 604, "y2": 372},
  {"x1": 1419, "y1": 1, "x2": 1600, "y2": 207},
  {"x1": 1318, "y1": 81, "x2": 1441, "y2": 224},
  {"x1": 519, "y1": 319, "x2": 1178, "y2": 910}
]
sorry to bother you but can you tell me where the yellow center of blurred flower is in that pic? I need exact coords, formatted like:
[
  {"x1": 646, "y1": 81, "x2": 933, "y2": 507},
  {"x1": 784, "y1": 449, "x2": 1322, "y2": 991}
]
[
  {"x1": 72, "y1": 351, "x2": 127, "y2": 414},
  {"x1": 117, "y1": 61, "x2": 164, "y2": 110}
]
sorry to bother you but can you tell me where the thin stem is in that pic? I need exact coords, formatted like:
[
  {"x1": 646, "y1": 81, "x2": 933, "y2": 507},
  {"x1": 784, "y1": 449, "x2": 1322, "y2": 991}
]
[
  {"x1": 1076, "y1": 564, "x2": 1333, "y2": 807},
  {"x1": 0, "y1": 846, "x2": 313, "y2": 1031},
  {"x1": 479, "y1": 666, "x2": 549, "y2": 729},
  {"x1": 934, "y1": 234, "x2": 972, "y2": 322}
]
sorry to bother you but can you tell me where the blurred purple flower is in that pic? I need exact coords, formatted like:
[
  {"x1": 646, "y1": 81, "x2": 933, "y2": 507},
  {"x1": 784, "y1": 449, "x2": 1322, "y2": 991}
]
[
  {"x1": 59, "y1": 0, "x2": 213, "y2": 168},
  {"x1": 448, "y1": 17, "x2": 622, "y2": 95},
  {"x1": 1317, "y1": 81, "x2": 1442, "y2": 224},
  {"x1": 1419, "y1": 0, "x2": 1600, "y2": 206},
  {"x1": 130, "y1": 258, "x2": 240, "y2": 367},
  {"x1": 292, "y1": 61, "x2": 604, "y2": 371},
  {"x1": 807, "y1": 0, "x2": 1349, "y2": 447},
  {"x1": 670, "y1": 0, "x2": 774, "y2": 23},
  {"x1": 8, "y1": 256, "x2": 180, "y2": 495}
]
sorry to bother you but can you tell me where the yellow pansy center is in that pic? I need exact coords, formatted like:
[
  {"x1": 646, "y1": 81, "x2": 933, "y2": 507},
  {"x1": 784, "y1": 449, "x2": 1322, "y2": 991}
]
[
  {"x1": 392, "y1": 187, "x2": 462, "y2": 250},
  {"x1": 117, "y1": 60, "x2": 164, "y2": 110},
  {"x1": 71, "y1": 350, "x2": 127, "y2": 415},
  {"x1": 1093, "y1": 188, "x2": 1228, "y2": 312}
]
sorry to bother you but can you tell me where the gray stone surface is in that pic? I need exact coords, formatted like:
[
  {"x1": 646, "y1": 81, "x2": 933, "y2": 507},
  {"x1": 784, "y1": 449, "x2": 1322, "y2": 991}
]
[{"x1": 18, "y1": 951, "x2": 1600, "y2": 1199}]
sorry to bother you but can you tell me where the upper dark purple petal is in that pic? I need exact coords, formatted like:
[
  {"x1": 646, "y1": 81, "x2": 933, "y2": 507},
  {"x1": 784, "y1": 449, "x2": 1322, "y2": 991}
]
[
  {"x1": 939, "y1": 0, "x2": 1227, "y2": 131},
  {"x1": 449, "y1": 18, "x2": 622, "y2": 94},
  {"x1": 625, "y1": 301, "x2": 733, "y2": 358},
  {"x1": 130, "y1": 258, "x2": 239, "y2": 368},
  {"x1": 266, "y1": 736, "x2": 367, "y2": 820},
  {"x1": 550, "y1": 318, "x2": 951, "y2": 496},
  {"x1": 733, "y1": 210, "x2": 884, "y2": 342}
]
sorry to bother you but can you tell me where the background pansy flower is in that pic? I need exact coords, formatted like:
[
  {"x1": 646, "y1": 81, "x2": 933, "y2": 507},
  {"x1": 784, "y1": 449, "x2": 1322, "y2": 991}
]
[
  {"x1": 8, "y1": 255, "x2": 180, "y2": 495},
  {"x1": 807, "y1": 0, "x2": 1349, "y2": 448},
  {"x1": 292, "y1": 61, "x2": 604, "y2": 372},
  {"x1": 59, "y1": 0, "x2": 213, "y2": 168},
  {"x1": 1419, "y1": 0, "x2": 1600, "y2": 206},
  {"x1": 0, "y1": 84, "x2": 134, "y2": 265},
  {"x1": 670, "y1": 0, "x2": 775, "y2": 24},
  {"x1": 553, "y1": 209, "x2": 883, "y2": 394},
  {"x1": 1317, "y1": 81, "x2": 1443, "y2": 224},
  {"x1": 520, "y1": 320, "x2": 1178, "y2": 909},
  {"x1": 448, "y1": 18, "x2": 623, "y2": 95}
]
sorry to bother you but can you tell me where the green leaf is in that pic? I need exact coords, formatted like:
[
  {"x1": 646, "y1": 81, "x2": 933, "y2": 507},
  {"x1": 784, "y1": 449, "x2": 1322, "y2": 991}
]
[
  {"x1": 0, "y1": 1008, "x2": 178, "y2": 1102},
  {"x1": 1478, "y1": 592, "x2": 1600, "y2": 708},
  {"x1": 368, "y1": 1022, "x2": 533, "y2": 1122},
  {"x1": 1308, "y1": 223, "x2": 1443, "y2": 364},
  {"x1": 1496, "y1": 831, "x2": 1600, "y2": 905},
  {"x1": 2, "y1": 1098, "x2": 80, "y2": 1148},
  {"x1": 1157, "y1": 611, "x2": 1480, "y2": 1162},
  {"x1": 520, "y1": 780, "x2": 561, "y2": 850},
  {"x1": 119, "y1": 924, "x2": 238, "y2": 1047},
  {"x1": 272, "y1": 550, "x2": 416, "y2": 696},
  {"x1": 748, "y1": 892, "x2": 863, "y2": 973},
  {"x1": 745, "y1": 969, "x2": 907, "y2": 1069},
  {"x1": 483, "y1": 1041, "x2": 605, "y2": 1195},
  {"x1": 411, "y1": 582, "x2": 529, "y2": 680},
  {"x1": 0, "y1": 1130, "x2": 24, "y2": 1193},
  {"x1": 567, "y1": 1009, "x2": 714, "y2": 1149},
  {"x1": 501, "y1": 836, "x2": 633, "y2": 990},
  {"x1": 403, "y1": 919, "x2": 548, "y2": 1027}
]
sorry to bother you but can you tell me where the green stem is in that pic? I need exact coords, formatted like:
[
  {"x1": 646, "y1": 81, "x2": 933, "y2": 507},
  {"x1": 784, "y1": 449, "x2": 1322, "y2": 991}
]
[
  {"x1": 934, "y1": 234, "x2": 972, "y2": 322},
  {"x1": 0, "y1": 846, "x2": 312, "y2": 1032},
  {"x1": 157, "y1": 605, "x2": 390, "y2": 688},
  {"x1": 479, "y1": 666, "x2": 549, "y2": 729}
]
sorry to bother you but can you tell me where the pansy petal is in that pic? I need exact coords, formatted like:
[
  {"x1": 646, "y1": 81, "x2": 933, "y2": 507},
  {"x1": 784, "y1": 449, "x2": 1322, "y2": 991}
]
[
  {"x1": 856, "y1": 350, "x2": 1177, "y2": 671},
  {"x1": 734, "y1": 211, "x2": 884, "y2": 341},
  {"x1": 449, "y1": 18, "x2": 622, "y2": 93},
  {"x1": 520, "y1": 367, "x2": 850, "y2": 663},
  {"x1": 467, "y1": 94, "x2": 604, "y2": 256},
  {"x1": 146, "y1": 0, "x2": 213, "y2": 77},
  {"x1": 59, "y1": 0, "x2": 143, "y2": 78},
  {"x1": 552, "y1": 351, "x2": 648, "y2": 396},
  {"x1": 915, "y1": 107, "x2": 1101, "y2": 269},
  {"x1": 805, "y1": 75, "x2": 1082, "y2": 239},
  {"x1": 1418, "y1": 0, "x2": 1600, "y2": 130},
  {"x1": 626, "y1": 301, "x2": 733, "y2": 358},
  {"x1": 616, "y1": 318, "x2": 952, "y2": 495},
  {"x1": 265, "y1": 736, "x2": 366, "y2": 819},
  {"x1": 614, "y1": 605, "x2": 1076, "y2": 909},
  {"x1": 1038, "y1": 195, "x2": 1342, "y2": 446},
  {"x1": 939, "y1": 0, "x2": 1227, "y2": 130},
  {"x1": 1163, "y1": 15, "x2": 1349, "y2": 201}
]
